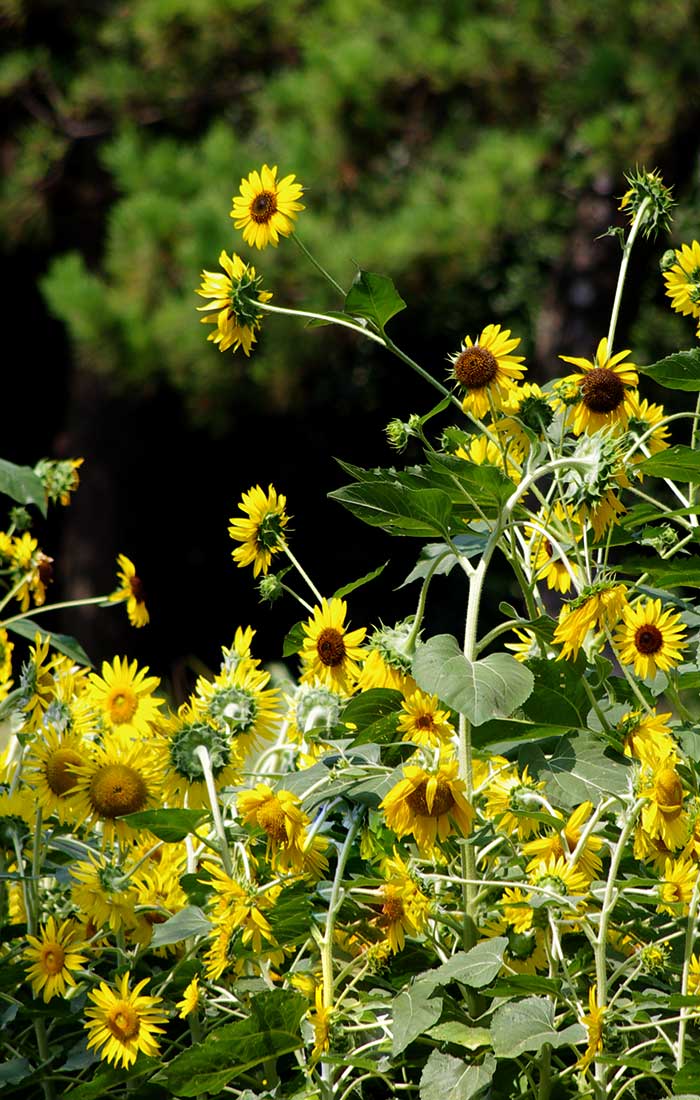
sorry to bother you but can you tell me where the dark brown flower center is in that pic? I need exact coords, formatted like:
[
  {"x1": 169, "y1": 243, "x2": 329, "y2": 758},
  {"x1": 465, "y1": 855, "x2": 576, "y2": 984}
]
[
  {"x1": 381, "y1": 892, "x2": 405, "y2": 923},
  {"x1": 544, "y1": 539, "x2": 553, "y2": 559},
  {"x1": 251, "y1": 191, "x2": 277, "y2": 223},
  {"x1": 37, "y1": 553, "x2": 54, "y2": 587},
  {"x1": 634, "y1": 624, "x2": 663, "y2": 655},
  {"x1": 316, "y1": 627, "x2": 346, "y2": 668},
  {"x1": 108, "y1": 1003, "x2": 140, "y2": 1041},
  {"x1": 46, "y1": 748, "x2": 84, "y2": 796},
  {"x1": 415, "y1": 715, "x2": 435, "y2": 730},
  {"x1": 129, "y1": 574, "x2": 146, "y2": 603},
  {"x1": 453, "y1": 347, "x2": 498, "y2": 389},
  {"x1": 90, "y1": 763, "x2": 148, "y2": 819},
  {"x1": 406, "y1": 778, "x2": 455, "y2": 818},
  {"x1": 580, "y1": 368, "x2": 625, "y2": 413}
]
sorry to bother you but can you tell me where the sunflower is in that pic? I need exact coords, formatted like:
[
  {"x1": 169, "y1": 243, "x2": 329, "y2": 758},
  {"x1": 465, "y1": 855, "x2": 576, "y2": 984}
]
[
  {"x1": 0, "y1": 628, "x2": 13, "y2": 700},
  {"x1": 557, "y1": 337, "x2": 638, "y2": 436},
  {"x1": 10, "y1": 533, "x2": 52, "y2": 611},
  {"x1": 625, "y1": 392, "x2": 671, "y2": 465},
  {"x1": 300, "y1": 598, "x2": 366, "y2": 693},
  {"x1": 577, "y1": 985, "x2": 605, "y2": 1071},
  {"x1": 228, "y1": 484, "x2": 289, "y2": 577},
  {"x1": 109, "y1": 554, "x2": 149, "y2": 628},
  {"x1": 657, "y1": 856, "x2": 697, "y2": 916},
  {"x1": 553, "y1": 582, "x2": 628, "y2": 661},
  {"x1": 688, "y1": 954, "x2": 700, "y2": 995},
  {"x1": 505, "y1": 627, "x2": 543, "y2": 663},
  {"x1": 84, "y1": 971, "x2": 167, "y2": 1069},
  {"x1": 380, "y1": 760, "x2": 473, "y2": 853},
  {"x1": 231, "y1": 164, "x2": 304, "y2": 250},
  {"x1": 69, "y1": 731, "x2": 161, "y2": 844},
  {"x1": 528, "y1": 853, "x2": 590, "y2": 899},
  {"x1": 17, "y1": 634, "x2": 59, "y2": 731},
  {"x1": 397, "y1": 690, "x2": 455, "y2": 750},
  {"x1": 71, "y1": 853, "x2": 139, "y2": 934},
  {"x1": 308, "y1": 984, "x2": 334, "y2": 1060},
  {"x1": 196, "y1": 250, "x2": 272, "y2": 355},
  {"x1": 203, "y1": 862, "x2": 280, "y2": 958},
  {"x1": 617, "y1": 708, "x2": 676, "y2": 766},
  {"x1": 499, "y1": 886, "x2": 535, "y2": 933},
  {"x1": 23, "y1": 725, "x2": 90, "y2": 824},
  {"x1": 376, "y1": 877, "x2": 430, "y2": 954},
  {"x1": 613, "y1": 598, "x2": 687, "y2": 680},
  {"x1": 522, "y1": 802, "x2": 603, "y2": 883},
  {"x1": 87, "y1": 656, "x2": 163, "y2": 735},
  {"x1": 153, "y1": 706, "x2": 240, "y2": 809},
  {"x1": 131, "y1": 853, "x2": 189, "y2": 949},
  {"x1": 449, "y1": 323, "x2": 526, "y2": 420},
  {"x1": 193, "y1": 660, "x2": 281, "y2": 760},
  {"x1": 664, "y1": 240, "x2": 700, "y2": 319},
  {"x1": 482, "y1": 763, "x2": 545, "y2": 840},
  {"x1": 24, "y1": 916, "x2": 87, "y2": 1002},
  {"x1": 237, "y1": 783, "x2": 309, "y2": 869},
  {"x1": 177, "y1": 976, "x2": 201, "y2": 1019},
  {"x1": 637, "y1": 754, "x2": 689, "y2": 852},
  {"x1": 355, "y1": 620, "x2": 417, "y2": 695},
  {"x1": 356, "y1": 648, "x2": 416, "y2": 695},
  {"x1": 527, "y1": 503, "x2": 582, "y2": 595}
]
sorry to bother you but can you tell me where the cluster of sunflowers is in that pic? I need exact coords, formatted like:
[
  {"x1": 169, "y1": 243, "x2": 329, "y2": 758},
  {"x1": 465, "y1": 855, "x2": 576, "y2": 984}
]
[{"x1": 1, "y1": 166, "x2": 699, "y2": 1100}]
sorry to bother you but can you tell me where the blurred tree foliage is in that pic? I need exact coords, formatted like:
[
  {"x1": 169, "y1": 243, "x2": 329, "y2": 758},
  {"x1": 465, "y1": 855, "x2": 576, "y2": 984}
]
[{"x1": 3, "y1": 0, "x2": 699, "y2": 434}]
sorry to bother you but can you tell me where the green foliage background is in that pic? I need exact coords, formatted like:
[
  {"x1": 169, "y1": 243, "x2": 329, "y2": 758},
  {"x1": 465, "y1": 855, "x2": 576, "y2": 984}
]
[{"x1": 3, "y1": 0, "x2": 699, "y2": 432}]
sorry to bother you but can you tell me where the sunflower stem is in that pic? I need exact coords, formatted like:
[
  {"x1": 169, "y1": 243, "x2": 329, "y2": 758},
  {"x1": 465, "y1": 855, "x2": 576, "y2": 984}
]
[
  {"x1": 281, "y1": 544, "x2": 324, "y2": 604},
  {"x1": 676, "y1": 872, "x2": 700, "y2": 1069},
  {"x1": 1, "y1": 594, "x2": 110, "y2": 628},
  {"x1": 292, "y1": 233, "x2": 346, "y2": 297},
  {"x1": 606, "y1": 197, "x2": 651, "y2": 356},
  {"x1": 194, "y1": 746, "x2": 233, "y2": 877}
]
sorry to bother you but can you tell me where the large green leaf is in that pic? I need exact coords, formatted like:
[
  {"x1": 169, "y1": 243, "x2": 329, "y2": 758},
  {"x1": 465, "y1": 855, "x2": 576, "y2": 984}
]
[
  {"x1": 0, "y1": 458, "x2": 47, "y2": 515},
  {"x1": 344, "y1": 269, "x2": 406, "y2": 331},
  {"x1": 520, "y1": 733, "x2": 631, "y2": 809},
  {"x1": 401, "y1": 534, "x2": 489, "y2": 586},
  {"x1": 639, "y1": 445, "x2": 700, "y2": 483},
  {"x1": 420, "y1": 1051, "x2": 496, "y2": 1100},
  {"x1": 7, "y1": 620, "x2": 91, "y2": 666},
  {"x1": 638, "y1": 348, "x2": 700, "y2": 390},
  {"x1": 417, "y1": 938, "x2": 508, "y2": 992},
  {"x1": 160, "y1": 989, "x2": 306, "y2": 1096},
  {"x1": 490, "y1": 996, "x2": 585, "y2": 1058},
  {"x1": 392, "y1": 980, "x2": 443, "y2": 1056},
  {"x1": 425, "y1": 452, "x2": 517, "y2": 513},
  {"x1": 330, "y1": 480, "x2": 454, "y2": 537},
  {"x1": 413, "y1": 635, "x2": 533, "y2": 726},
  {"x1": 333, "y1": 560, "x2": 387, "y2": 598},
  {"x1": 150, "y1": 906, "x2": 212, "y2": 948},
  {"x1": 121, "y1": 808, "x2": 209, "y2": 842},
  {"x1": 615, "y1": 555, "x2": 700, "y2": 589}
]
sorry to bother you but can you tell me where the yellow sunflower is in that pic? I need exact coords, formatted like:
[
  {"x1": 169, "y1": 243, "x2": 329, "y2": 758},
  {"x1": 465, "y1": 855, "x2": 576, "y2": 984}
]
[
  {"x1": 109, "y1": 554, "x2": 149, "y2": 628},
  {"x1": 152, "y1": 705, "x2": 239, "y2": 809},
  {"x1": 637, "y1": 753, "x2": 689, "y2": 852},
  {"x1": 397, "y1": 690, "x2": 455, "y2": 749},
  {"x1": 657, "y1": 856, "x2": 698, "y2": 916},
  {"x1": 482, "y1": 763, "x2": 545, "y2": 839},
  {"x1": 504, "y1": 627, "x2": 543, "y2": 663},
  {"x1": 176, "y1": 976, "x2": 201, "y2": 1019},
  {"x1": 613, "y1": 598, "x2": 687, "y2": 680},
  {"x1": 237, "y1": 783, "x2": 313, "y2": 872},
  {"x1": 71, "y1": 853, "x2": 139, "y2": 934},
  {"x1": 228, "y1": 484, "x2": 290, "y2": 577},
  {"x1": 577, "y1": 985, "x2": 605, "y2": 1071},
  {"x1": 84, "y1": 971, "x2": 167, "y2": 1069},
  {"x1": 300, "y1": 597, "x2": 366, "y2": 693},
  {"x1": 522, "y1": 802, "x2": 603, "y2": 883},
  {"x1": 376, "y1": 852, "x2": 430, "y2": 953},
  {"x1": 553, "y1": 582, "x2": 628, "y2": 661},
  {"x1": 688, "y1": 954, "x2": 700, "y2": 995},
  {"x1": 23, "y1": 725, "x2": 90, "y2": 824},
  {"x1": 625, "y1": 392, "x2": 670, "y2": 465},
  {"x1": 527, "y1": 503, "x2": 582, "y2": 595},
  {"x1": 528, "y1": 853, "x2": 590, "y2": 899},
  {"x1": 664, "y1": 240, "x2": 700, "y2": 319},
  {"x1": 192, "y1": 659, "x2": 281, "y2": 760},
  {"x1": 356, "y1": 648, "x2": 416, "y2": 695},
  {"x1": 617, "y1": 708, "x2": 676, "y2": 766},
  {"x1": 24, "y1": 916, "x2": 87, "y2": 1002},
  {"x1": 196, "y1": 250, "x2": 272, "y2": 355},
  {"x1": 202, "y1": 863, "x2": 280, "y2": 963},
  {"x1": 69, "y1": 731, "x2": 161, "y2": 844},
  {"x1": 557, "y1": 337, "x2": 638, "y2": 436},
  {"x1": 231, "y1": 164, "x2": 304, "y2": 249},
  {"x1": 455, "y1": 433, "x2": 523, "y2": 483},
  {"x1": 449, "y1": 323, "x2": 526, "y2": 420},
  {"x1": 0, "y1": 627, "x2": 13, "y2": 700},
  {"x1": 500, "y1": 886, "x2": 534, "y2": 933},
  {"x1": 87, "y1": 656, "x2": 163, "y2": 734},
  {"x1": 380, "y1": 760, "x2": 473, "y2": 853}
]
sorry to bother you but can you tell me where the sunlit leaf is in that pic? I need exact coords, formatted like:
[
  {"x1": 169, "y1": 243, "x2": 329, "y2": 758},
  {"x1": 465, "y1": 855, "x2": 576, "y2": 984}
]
[
  {"x1": 344, "y1": 269, "x2": 406, "y2": 331},
  {"x1": 413, "y1": 635, "x2": 533, "y2": 725},
  {"x1": 638, "y1": 348, "x2": 700, "y2": 390}
]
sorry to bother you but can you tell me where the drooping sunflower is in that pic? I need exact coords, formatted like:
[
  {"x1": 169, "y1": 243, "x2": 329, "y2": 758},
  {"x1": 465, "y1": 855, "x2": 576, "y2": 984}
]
[
  {"x1": 300, "y1": 598, "x2": 366, "y2": 693},
  {"x1": 522, "y1": 801, "x2": 603, "y2": 883},
  {"x1": 228, "y1": 484, "x2": 290, "y2": 577},
  {"x1": 196, "y1": 251, "x2": 272, "y2": 355},
  {"x1": 375, "y1": 851, "x2": 430, "y2": 953},
  {"x1": 84, "y1": 971, "x2": 167, "y2": 1070},
  {"x1": 481, "y1": 763, "x2": 545, "y2": 840},
  {"x1": 664, "y1": 240, "x2": 700, "y2": 320},
  {"x1": 637, "y1": 754, "x2": 689, "y2": 852},
  {"x1": 576, "y1": 985, "x2": 605, "y2": 1071},
  {"x1": 448, "y1": 323, "x2": 526, "y2": 420},
  {"x1": 553, "y1": 582, "x2": 628, "y2": 662},
  {"x1": 24, "y1": 916, "x2": 87, "y2": 1002},
  {"x1": 109, "y1": 554, "x2": 149, "y2": 628},
  {"x1": 231, "y1": 165, "x2": 305, "y2": 250},
  {"x1": 613, "y1": 598, "x2": 687, "y2": 680},
  {"x1": 87, "y1": 656, "x2": 163, "y2": 735},
  {"x1": 152, "y1": 705, "x2": 239, "y2": 809},
  {"x1": 380, "y1": 760, "x2": 473, "y2": 853},
  {"x1": 617, "y1": 708, "x2": 676, "y2": 766},
  {"x1": 71, "y1": 853, "x2": 139, "y2": 934},
  {"x1": 528, "y1": 853, "x2": 590, "y2": 899},
  {"x1": 657, "y1": 856, "x2": 697, "y2": 916},
  {"x1": 237, "y1": 784, "x2": 309, "y2": 867},
  {"x1": 23, "y1": 725, "x2": 90, "y2": 824},
  {"x1": 176, "y1": 976, "x2": 201, "y2": 1019},
  {"x1": 69, "y1": 731, "x2": 162, "y2": 844},
  {"x1": 192, "y1": 659, "x2": 281, "y2": 760},
  {"x1": 203, "y1": 861, "x2": 280, "y2": 957},
  {"x1": 557, "y1": 337, "x2": 638, "y2": 435},
  {"x1": 397, "y1": 690, "x2": 455, "y2": 750}
]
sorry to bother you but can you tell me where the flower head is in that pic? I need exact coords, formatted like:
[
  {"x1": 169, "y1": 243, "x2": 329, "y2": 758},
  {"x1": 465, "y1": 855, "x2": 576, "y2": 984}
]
[
  {"x1": 554, "y1": 582, "x2": 628, "y2": 661},
  {"x1": 84, "y1": 971, "x2": 167, "y2": 1069},
  {"x1": 24, "y1": 916, "x2": 87, "y2": 1002},
  {"x1": 153, "y1": 706, "x2": 239, "y2": 809},
  {"x1": 109, "y1": 554, "x2": 149, "y2": 627},
  {"x1": 300, "y1": 598, "x2": 366, "y2": 693},
  {"x1": 24, "y1": 725, "x2": 90, "y2": 824},
  {"x1": 381, "y1": 760, "x2": 473, "y2": 853},
  {"x1": 229, "y1": 484, "x2": 289, "y2": 577},
  {"x1": 657, "y1": 856, "x2": 697, "y2": 916},
  {"x1": 231, "y1": 165, "x2": 304, "y2": 249},
  {"x1": 556, "y1": 337, "x2": 638, "y2": 436},
  {"x1": 577, "y1": 985, "x2": 605, "y2": 1071},
  {"x1": 177, "y1": 976, "x2": 201, "y2": 1019},
  {"x1": 613, "y1": 598, "x2": 687, "y2": 680},
  {"x1": 663, "y1": 240, "x2": 700, "y2": 319},
  {"x1": 69, "y1": 731, "x2": 162, "y2": 844},
  {"x1": 196, "y1": 251, "x2": 272, "y2": 354},
  {"x1": 449, "y1": 323, "x2": 526, "y2": 420},
  {"x1": 397, "y1": 690, "x2": 455, "y2": 749},
  {"x1": 87, "y1": 656, "x2": 163, "y2": 734}
]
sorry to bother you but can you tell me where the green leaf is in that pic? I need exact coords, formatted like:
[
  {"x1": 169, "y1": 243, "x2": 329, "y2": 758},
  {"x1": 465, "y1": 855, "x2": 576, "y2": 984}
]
[
  {"x1": 520, "y1": 733, "x2": 631, "y2": 809},
  {"x1": 333, "y1": 560, "x2": 387, "y2": 598},
  {"x1": 343, "y1": 688, "x2": 404, "y2": 730},
  {"x1": 161, "y1": 989, "x2": 306, "y2": 1096},
  {"x1": 419, "y1": 1051, "x2": 496, "y2": 1100},
  {"x1": 6, "y1": 620, "x2": 92, "y2": 666},
  {"x1": 425, "y1": 452, "x2": 517, "y2": 514},
  {"x1": 0, "y1": 1058, "x2": 32, "y2": 1085},
  {"x1": 150, "y1": 906, "x2": 211, "y2": 948},
  {"x1": 344, "y1": 269, "x2": 406, "y2": 331},
  {"x1": 64, "y1": 1067, "x2": 127, "y2": 1098},
  {"x1": 426, "y1": 1023, "x2": 492, "y2": 1049},
  {"x1": 639, "y1": 445, "x2": 700, "y2": 483},
  {"x1": 400, "y1": 534, "x2": 489, "y2": 587},
  {"x1": 121, "y1": 808, "x2": 209, "y2": 843},
  {"x1": 417, "y1": 938, "x2": 508, "y2": 992},
  {"x1": 491, "y1": 996, "x2": 586, "y2": 1058},
  {"x1": 330, "y1": 481, "x2": 454, "y2": 538},
  {"x1": 615, "y1": 555, "x2": 700, "y2": 589},
  {"x1": 638, "y1": 348, "x2": 700, "y2": 390},
  {"x1": 485, "y1": 974, "x2": 562, "y2": 997},
  {"x1": 282, "y1": 621, "x2": 305, "y2": 657},
  {"x1": 673, "y1": 1060, "x2": 700, "y2": 1095},
  {"x1": 391, "y1": 980, "x2": 443, "y2": 1056},
  {"x1": 413, "y1": 636, "x2": 533, "y2": 726},
  {"x1": 0, "y1": 458, "x2": 47, "y2": 515}
]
